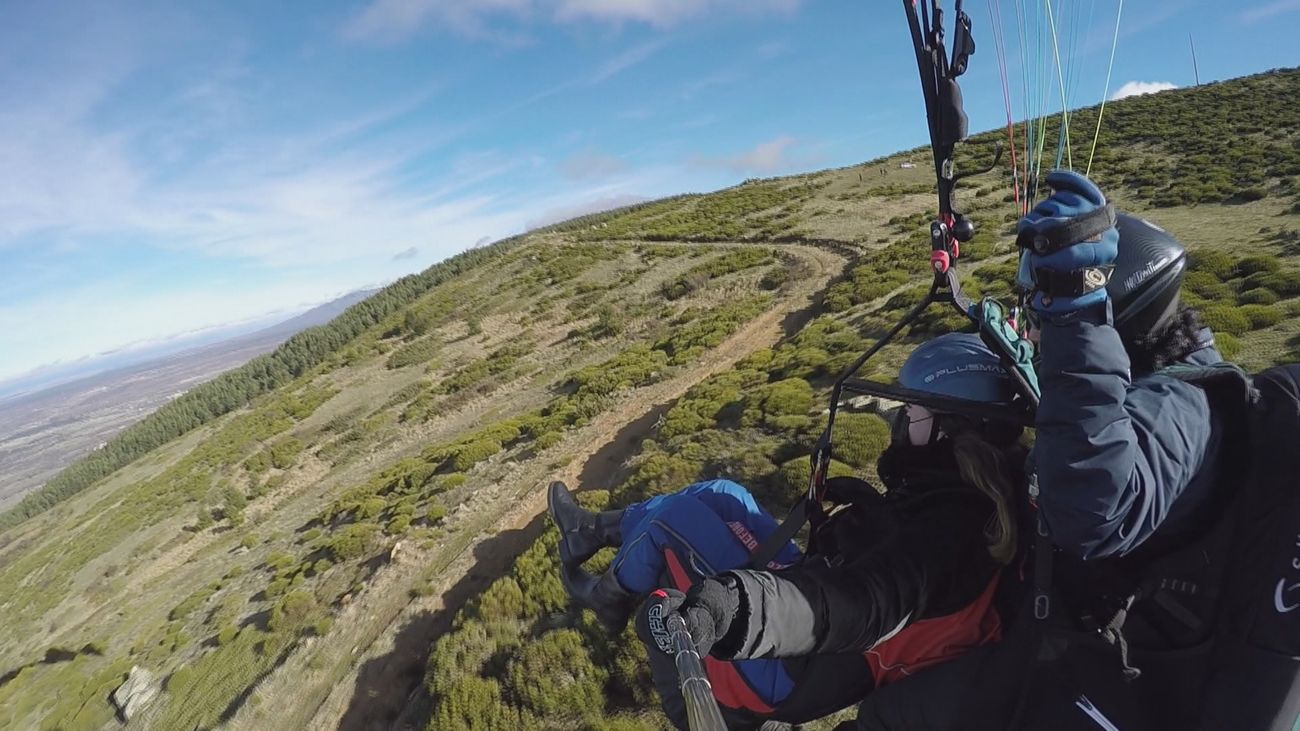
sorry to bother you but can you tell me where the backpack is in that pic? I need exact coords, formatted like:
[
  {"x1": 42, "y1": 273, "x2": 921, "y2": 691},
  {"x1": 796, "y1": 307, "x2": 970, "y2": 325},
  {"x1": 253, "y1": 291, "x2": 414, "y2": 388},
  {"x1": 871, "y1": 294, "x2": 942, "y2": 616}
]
[{"x1": 1193, "y1": 363, "x2": 1300, "y2": 730}]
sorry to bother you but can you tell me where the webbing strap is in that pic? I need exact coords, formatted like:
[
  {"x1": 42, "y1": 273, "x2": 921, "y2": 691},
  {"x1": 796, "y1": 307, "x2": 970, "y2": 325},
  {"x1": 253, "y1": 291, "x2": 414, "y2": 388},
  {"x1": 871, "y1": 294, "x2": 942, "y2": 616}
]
[
  {"x1": 1015, "y1": 202, "x2": 1116, "y2": 254},
  {"x1": 748, "y1": 498, "x2": 807, "y2": 570}
]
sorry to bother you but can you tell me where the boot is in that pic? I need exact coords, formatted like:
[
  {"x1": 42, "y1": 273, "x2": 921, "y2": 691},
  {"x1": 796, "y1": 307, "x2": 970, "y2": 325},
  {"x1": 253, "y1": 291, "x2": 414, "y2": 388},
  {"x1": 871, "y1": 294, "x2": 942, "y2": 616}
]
[
  {"x1": 561, "y1": 563, "x2": 637, "y2": 633},
  {"x1": 547, "y1": 481, "x2": 624, "y2": 566}
]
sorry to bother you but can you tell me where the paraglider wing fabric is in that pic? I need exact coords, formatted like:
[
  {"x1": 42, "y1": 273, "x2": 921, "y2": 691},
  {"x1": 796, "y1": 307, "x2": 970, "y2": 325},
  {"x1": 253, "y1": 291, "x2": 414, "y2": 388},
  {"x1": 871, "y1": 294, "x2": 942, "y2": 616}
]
[{"x1": 1034, "y1": 314, "x2": 1221, "y2": 559}]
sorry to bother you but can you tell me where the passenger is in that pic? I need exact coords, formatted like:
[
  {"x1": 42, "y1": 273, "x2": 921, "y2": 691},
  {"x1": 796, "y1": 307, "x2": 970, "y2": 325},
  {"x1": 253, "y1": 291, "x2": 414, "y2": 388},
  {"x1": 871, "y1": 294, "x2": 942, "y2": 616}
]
[
  {"x1": 851, "y1": 172, "x2": 1245, "y2": 730},
  {"x1": 551, "y1": 333, "x2": 1031, "y2": 730}
]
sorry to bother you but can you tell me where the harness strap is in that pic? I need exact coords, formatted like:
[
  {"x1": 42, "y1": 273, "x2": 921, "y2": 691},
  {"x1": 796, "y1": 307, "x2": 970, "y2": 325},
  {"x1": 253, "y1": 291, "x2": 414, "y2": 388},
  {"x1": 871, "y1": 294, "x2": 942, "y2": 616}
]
[
  {"x1": 1014, "y1": 202, "x2": 1117, "y2": 254},
  {"x1": 1097, "y1": 594, "x2": 1143, "y2": 682},
  {"x1": 748, "y1": 498, "x2": 807, "y2": 570}
]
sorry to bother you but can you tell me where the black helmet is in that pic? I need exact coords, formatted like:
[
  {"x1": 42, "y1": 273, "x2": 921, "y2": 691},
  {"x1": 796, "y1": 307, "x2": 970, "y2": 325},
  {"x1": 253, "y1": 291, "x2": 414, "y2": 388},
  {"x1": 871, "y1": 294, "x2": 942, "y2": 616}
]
[{"x1": 1109, "y1": 212, "x2": 1187, "y2": 347}]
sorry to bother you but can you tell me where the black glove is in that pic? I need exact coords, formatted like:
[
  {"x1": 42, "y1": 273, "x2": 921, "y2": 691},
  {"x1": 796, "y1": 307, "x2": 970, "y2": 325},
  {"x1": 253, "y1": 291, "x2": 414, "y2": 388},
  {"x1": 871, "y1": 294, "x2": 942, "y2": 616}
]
[{"x1": 637, "y1": 577, "x2": 742, "y2": 658}]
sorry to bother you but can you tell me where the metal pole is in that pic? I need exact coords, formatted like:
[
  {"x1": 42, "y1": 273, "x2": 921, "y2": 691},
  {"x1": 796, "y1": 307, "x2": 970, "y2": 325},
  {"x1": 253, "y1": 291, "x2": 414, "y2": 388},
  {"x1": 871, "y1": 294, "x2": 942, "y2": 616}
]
[
  {"x1": 668, "y1": 614, "x2": 728, "y2": 731},
  {"x1": 1189, "y1": 34, "x2": 1201, "y2": 87}
]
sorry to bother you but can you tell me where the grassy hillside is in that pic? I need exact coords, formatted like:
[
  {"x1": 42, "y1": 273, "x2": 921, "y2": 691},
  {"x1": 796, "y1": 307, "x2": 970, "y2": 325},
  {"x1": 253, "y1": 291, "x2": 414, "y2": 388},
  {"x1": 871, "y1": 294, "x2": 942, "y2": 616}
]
[{"x1": 0, "y1": 67, "x2": 1296, "y2": 731}]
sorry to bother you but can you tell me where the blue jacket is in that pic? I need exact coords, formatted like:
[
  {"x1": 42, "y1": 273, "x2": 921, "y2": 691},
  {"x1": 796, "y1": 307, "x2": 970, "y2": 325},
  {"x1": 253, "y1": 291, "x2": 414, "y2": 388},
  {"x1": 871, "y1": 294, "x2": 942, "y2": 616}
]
[{"x1": 1033, "y1": 309, "x2": 1225, "y2": 560}]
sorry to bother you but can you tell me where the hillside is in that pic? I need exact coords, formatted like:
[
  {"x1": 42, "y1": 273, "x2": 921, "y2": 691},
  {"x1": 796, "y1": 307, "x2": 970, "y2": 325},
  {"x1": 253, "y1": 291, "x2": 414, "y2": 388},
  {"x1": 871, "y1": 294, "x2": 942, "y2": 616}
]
[
  {"x1": 0, "y1": 67, "x2": 1297, "y2": 731},
  {"x1": 0, "y1": 290, "x2": 378, "y2": 510}
]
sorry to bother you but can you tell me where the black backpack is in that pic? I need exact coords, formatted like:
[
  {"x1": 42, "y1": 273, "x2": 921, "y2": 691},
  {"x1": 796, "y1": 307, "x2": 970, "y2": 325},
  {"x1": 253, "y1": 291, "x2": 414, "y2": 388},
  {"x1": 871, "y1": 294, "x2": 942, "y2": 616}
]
[{"x1": 1193, "y1": 363, "x2": 1300, "y2": 730}]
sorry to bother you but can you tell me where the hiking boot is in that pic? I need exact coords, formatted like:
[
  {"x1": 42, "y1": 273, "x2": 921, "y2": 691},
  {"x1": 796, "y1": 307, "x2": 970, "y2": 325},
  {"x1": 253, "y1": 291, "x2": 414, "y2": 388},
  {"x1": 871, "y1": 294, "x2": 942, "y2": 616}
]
[
  {"x1": 547, "y1": 481, "x2": 624, "y2": 566},
  {"x1": 561, "y1": 563, "x2": 637, "y2": 633}
]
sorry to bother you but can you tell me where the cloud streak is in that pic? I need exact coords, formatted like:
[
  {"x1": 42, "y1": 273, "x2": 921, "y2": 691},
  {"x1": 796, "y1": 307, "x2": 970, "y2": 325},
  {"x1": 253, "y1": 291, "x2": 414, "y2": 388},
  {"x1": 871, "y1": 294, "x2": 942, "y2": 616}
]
[
  {"x1": 691, "y1": 136, "x2": 799, "y2": 174},
  {"x1": 343, "y1": 0, "x2": 802, "y2": 42},
  {"x1": 1241, "y1": 0, "x2": 1300, "y2": 24}
]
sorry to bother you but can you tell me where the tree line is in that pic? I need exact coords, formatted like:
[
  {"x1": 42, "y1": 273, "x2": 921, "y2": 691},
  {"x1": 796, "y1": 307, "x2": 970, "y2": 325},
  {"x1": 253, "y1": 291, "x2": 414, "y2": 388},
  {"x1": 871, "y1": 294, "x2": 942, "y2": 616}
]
[{"x1": 0, "y1": 237, "x2": 523, "y2": 532}]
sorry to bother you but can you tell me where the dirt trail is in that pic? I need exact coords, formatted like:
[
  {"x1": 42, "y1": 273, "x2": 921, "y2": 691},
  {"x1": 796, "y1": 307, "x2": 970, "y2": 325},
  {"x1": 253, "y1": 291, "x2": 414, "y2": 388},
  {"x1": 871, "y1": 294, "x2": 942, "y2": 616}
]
[{"x1": 231, "y1": 244, "x2": 848, "y2": 731}]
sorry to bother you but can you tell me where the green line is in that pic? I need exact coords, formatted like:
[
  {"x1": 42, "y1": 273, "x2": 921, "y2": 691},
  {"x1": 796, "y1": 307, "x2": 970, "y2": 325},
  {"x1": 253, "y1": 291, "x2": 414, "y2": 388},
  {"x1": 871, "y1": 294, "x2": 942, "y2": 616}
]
[
  {"x1": 1044, "y1": 0, "x2": 1073, "y2": 170},
  {"x1": 1087, "y1": 0, "x2": 1125, "y2": 176}
]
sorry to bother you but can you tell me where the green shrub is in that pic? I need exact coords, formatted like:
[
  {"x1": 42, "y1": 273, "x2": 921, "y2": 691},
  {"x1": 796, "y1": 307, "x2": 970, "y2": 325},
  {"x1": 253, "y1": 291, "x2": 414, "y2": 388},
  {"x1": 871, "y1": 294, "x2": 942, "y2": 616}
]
[
  {"x1": 239, "y1": 533, "x2": 259, "y2": 549},
  {"x1": 216, "y1": 625, "x2": 238, "y2": 646},
  {"x1": 1238, "y1": 287, "x2": 1280, "y2": 305},
  {"x1": 506, "y1": 629, "x2": 607, "y2": 718},
  {"x1": 741, "y1": 378, "x2": 815, "y2": 430},
  {"x1": 439, "y1": 474, "x2": 467, "y2": 490},
  {"x1": 387, "y1": 337, "x2": 440, "y2": 369},
  {"x1": 1184, "y1": 271, "x2": 1233, "y2": 301},
  {"x1": 775, "y1": 457, "x2": 856, "y2": 493},
  {"x1": 269, "y1": 590, "x2": 318, "y2": 633},
  {"x1": 533, "y1": 431, "x2": 564, "y2": 450},
  {"x1": 1188, "y1": 249, "x2": 1237, "y2": 280},
  {"x1": 387, "y1": 515, "x2": 412, "y2": 535},
  {"x1": 828, "y1": 413, "x2": 893, "y2": 470},
  {"x1": 451, "y1": 439, "x2": 502, "y2": 472},
  {"x1": 1200, "y1": 305, "x2": 1252, "y2": 336},
  {"x1": 1236, "y1": 255, "x2": 1281, "y2": 277},
  {"x1": 1242, "y1": 304, "x2": 1283, "y2": 330},
  {"x1": 324, "y1": 523, "x2": 380, "y2": 562},
  {"x1": 1215, "y1": 332, "x2": 1243, "y2": 360}
]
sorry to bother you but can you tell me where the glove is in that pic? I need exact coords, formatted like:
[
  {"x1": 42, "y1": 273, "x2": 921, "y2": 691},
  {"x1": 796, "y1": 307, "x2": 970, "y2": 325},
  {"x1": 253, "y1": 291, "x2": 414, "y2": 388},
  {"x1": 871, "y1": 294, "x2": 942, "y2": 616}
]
[
  {"x1": 637, "y1": 577, "x2": 742, "y2": 658},
  {"x1": 1015, "y1": 170, "x2": 1119, "y2": 319}
]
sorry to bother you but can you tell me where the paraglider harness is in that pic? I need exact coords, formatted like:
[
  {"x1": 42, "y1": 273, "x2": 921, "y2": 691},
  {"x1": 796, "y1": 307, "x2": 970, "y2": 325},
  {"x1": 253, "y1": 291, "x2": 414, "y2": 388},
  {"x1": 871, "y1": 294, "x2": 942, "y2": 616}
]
[{"x1": 749, "y1": 0, "x2": 1039, "y2": 571}]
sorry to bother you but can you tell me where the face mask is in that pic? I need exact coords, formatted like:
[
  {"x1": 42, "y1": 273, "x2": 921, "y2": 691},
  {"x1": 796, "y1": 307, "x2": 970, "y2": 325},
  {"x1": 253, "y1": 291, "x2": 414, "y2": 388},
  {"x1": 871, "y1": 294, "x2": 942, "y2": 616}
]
[{"x1": 877, "y1": 439, "x2": 960, "y2": 494}]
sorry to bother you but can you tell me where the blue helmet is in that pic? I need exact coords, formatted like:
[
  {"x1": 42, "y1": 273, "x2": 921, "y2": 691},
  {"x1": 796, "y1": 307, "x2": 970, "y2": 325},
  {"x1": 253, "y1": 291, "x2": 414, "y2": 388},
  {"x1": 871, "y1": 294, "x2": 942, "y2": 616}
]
[{"x1": 898, "y1": 333, "x2": 1017, "y2": 405}]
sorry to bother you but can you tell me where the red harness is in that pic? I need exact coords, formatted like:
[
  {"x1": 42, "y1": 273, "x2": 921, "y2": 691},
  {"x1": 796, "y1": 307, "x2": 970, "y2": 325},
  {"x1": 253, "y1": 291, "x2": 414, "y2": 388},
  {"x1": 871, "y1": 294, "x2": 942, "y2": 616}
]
[{"x1": 865, "y1": 573, "x2": 1003, "y2": 686}]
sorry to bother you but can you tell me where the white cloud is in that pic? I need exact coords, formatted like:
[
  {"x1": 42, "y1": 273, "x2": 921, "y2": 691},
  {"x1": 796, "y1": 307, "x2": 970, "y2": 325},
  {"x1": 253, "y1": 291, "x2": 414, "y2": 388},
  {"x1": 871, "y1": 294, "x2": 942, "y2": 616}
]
[
  {"x1": 1241, "y1": 0, "x2": 1300, "y2": 23},
  {"x1": 692, "y1": 136, "x2": 799, "y2": 174},
  {"x1": 525, "y1": 194, "x2": 650, "y2": 230},
  {"x1": 343, "y1": 0, "x2": 802, "y2": 41},
  {"x1": 1110, "y1": 81, "x2": 1177, "y2": 101},
  {"x1": 554, "y1": 0, "x2": 800, "y2": 27},
  {"x1": 559, "y1": 148, "x2": 627, "y2": 180}
]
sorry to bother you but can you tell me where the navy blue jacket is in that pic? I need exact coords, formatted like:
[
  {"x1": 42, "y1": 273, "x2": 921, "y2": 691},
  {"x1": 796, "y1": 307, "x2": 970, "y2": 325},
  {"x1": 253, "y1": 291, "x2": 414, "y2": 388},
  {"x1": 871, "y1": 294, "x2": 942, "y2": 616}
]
[{"x1": 1034, "y1": 309, "x2": 1225, "y2": 560}]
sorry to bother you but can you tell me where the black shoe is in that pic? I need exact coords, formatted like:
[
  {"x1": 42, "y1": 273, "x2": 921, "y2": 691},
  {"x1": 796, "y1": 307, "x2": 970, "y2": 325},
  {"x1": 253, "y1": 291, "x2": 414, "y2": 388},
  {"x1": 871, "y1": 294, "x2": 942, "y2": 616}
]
[
  {"x1": 560, "y1": 563, "x2": 637, "y2": 633},
  {"x1": 547, "y1": 481, "x2": 624, "y2": 566}
]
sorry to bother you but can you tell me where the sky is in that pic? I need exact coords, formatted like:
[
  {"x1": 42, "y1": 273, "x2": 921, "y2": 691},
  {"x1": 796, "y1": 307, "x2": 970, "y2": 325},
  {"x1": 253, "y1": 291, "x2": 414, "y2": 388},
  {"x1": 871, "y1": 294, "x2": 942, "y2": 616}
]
[{"x1": 1, "y1": 0, "x2": 1297, "y2": 384}]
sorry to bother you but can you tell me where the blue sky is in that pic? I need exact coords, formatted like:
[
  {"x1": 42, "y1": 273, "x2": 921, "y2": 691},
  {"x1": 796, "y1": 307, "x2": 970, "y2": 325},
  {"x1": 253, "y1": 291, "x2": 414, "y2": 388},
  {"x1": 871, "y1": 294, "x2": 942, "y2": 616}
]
[{"x1": 1, "y1": 0, "x2": 1297, "y2": 383}]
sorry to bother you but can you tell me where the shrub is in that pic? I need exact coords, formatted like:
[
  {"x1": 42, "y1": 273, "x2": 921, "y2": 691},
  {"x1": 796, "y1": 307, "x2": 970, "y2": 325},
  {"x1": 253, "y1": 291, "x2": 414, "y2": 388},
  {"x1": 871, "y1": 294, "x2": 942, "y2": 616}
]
[
  {"x1": 387, "y1": 338, "x2": 440, "y2": 369},
  {"x1": 216, "y1": 625, "x2": 238, "y2": 646},
  {"x1": 741, "y1": 378, "x2": 814, "y2": 430},
  {"x1": 387, "y1": 515, "x2": 412, "y2": 535},
  {"x1": 239, "y1": 533, "x2": 259, "y2": 549},
  {"x1": 828, "y1": 413, "x2": 892, "y2": 470},
  {"x1": 1215, "y1": 332, "x2": 1243, "y2": 360},
  {"x1": 1187, "y1": 250, "x2": 1236, "y2": 280},
  {"x1": 533, "y1": 431, "x2": 564, "y2": 450},
  {"x1": 324, "y1": 523, "x2": 380, "y2": 562},
  {"x1": 1236, "y1": 255, "x2": 1281, "y2": 277},
  {"x1": 1238, "y1": 287, "x2": 1280, "y2": 305},
  {"x1": 775, "y1": 457, "x2": 856, "y2": 493},
  {"x1": 1200, "y1": 305, "x2": 1251, "y2": 336},
  {"x1": 1242, "y1": 304, "x2": 1283, "y2": 330},
  {"x1": 506, "y1": 629, "x2": 607, "y2": 718},
  {"x1": 451, "y1": 439, "x2": 502, "y2": 472},
  {"x1": 269, "y1": 590, "x2": 318, "y2": 633},
  {"x1": 1184, "y1": 271, "x2": 1233, "y2": 301}
]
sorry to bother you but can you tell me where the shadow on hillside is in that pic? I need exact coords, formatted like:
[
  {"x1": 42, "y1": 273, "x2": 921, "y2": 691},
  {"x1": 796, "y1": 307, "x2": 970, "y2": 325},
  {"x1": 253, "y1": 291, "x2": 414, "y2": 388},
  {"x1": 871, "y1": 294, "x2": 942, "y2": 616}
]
[
  {"x1": 332, "y1": 276, "x2": 849, "y2": 728},
  {"x1": 0, "y1": 644, "x2": 104, "y2": 690},
  {"x1": 337, "y1": 390, "x2": 684, "y2": 730},
  {"x1": 337, "y1": 512, "x2": 552, "y2": 731}
]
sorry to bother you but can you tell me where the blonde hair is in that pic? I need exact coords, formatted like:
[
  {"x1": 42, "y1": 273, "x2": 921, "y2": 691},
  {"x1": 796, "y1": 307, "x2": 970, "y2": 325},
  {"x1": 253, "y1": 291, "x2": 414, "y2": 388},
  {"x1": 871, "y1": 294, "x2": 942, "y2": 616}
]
[{"x1": 951, "y1": 430, "x2": 1025, "y2": 565}]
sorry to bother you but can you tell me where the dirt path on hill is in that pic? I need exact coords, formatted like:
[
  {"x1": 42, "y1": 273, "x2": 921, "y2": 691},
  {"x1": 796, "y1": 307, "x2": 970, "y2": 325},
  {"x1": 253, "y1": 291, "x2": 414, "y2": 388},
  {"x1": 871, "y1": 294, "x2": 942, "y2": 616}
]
[{"x1": 229, "y1": 243, "x2": 849, "y2": 731}]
